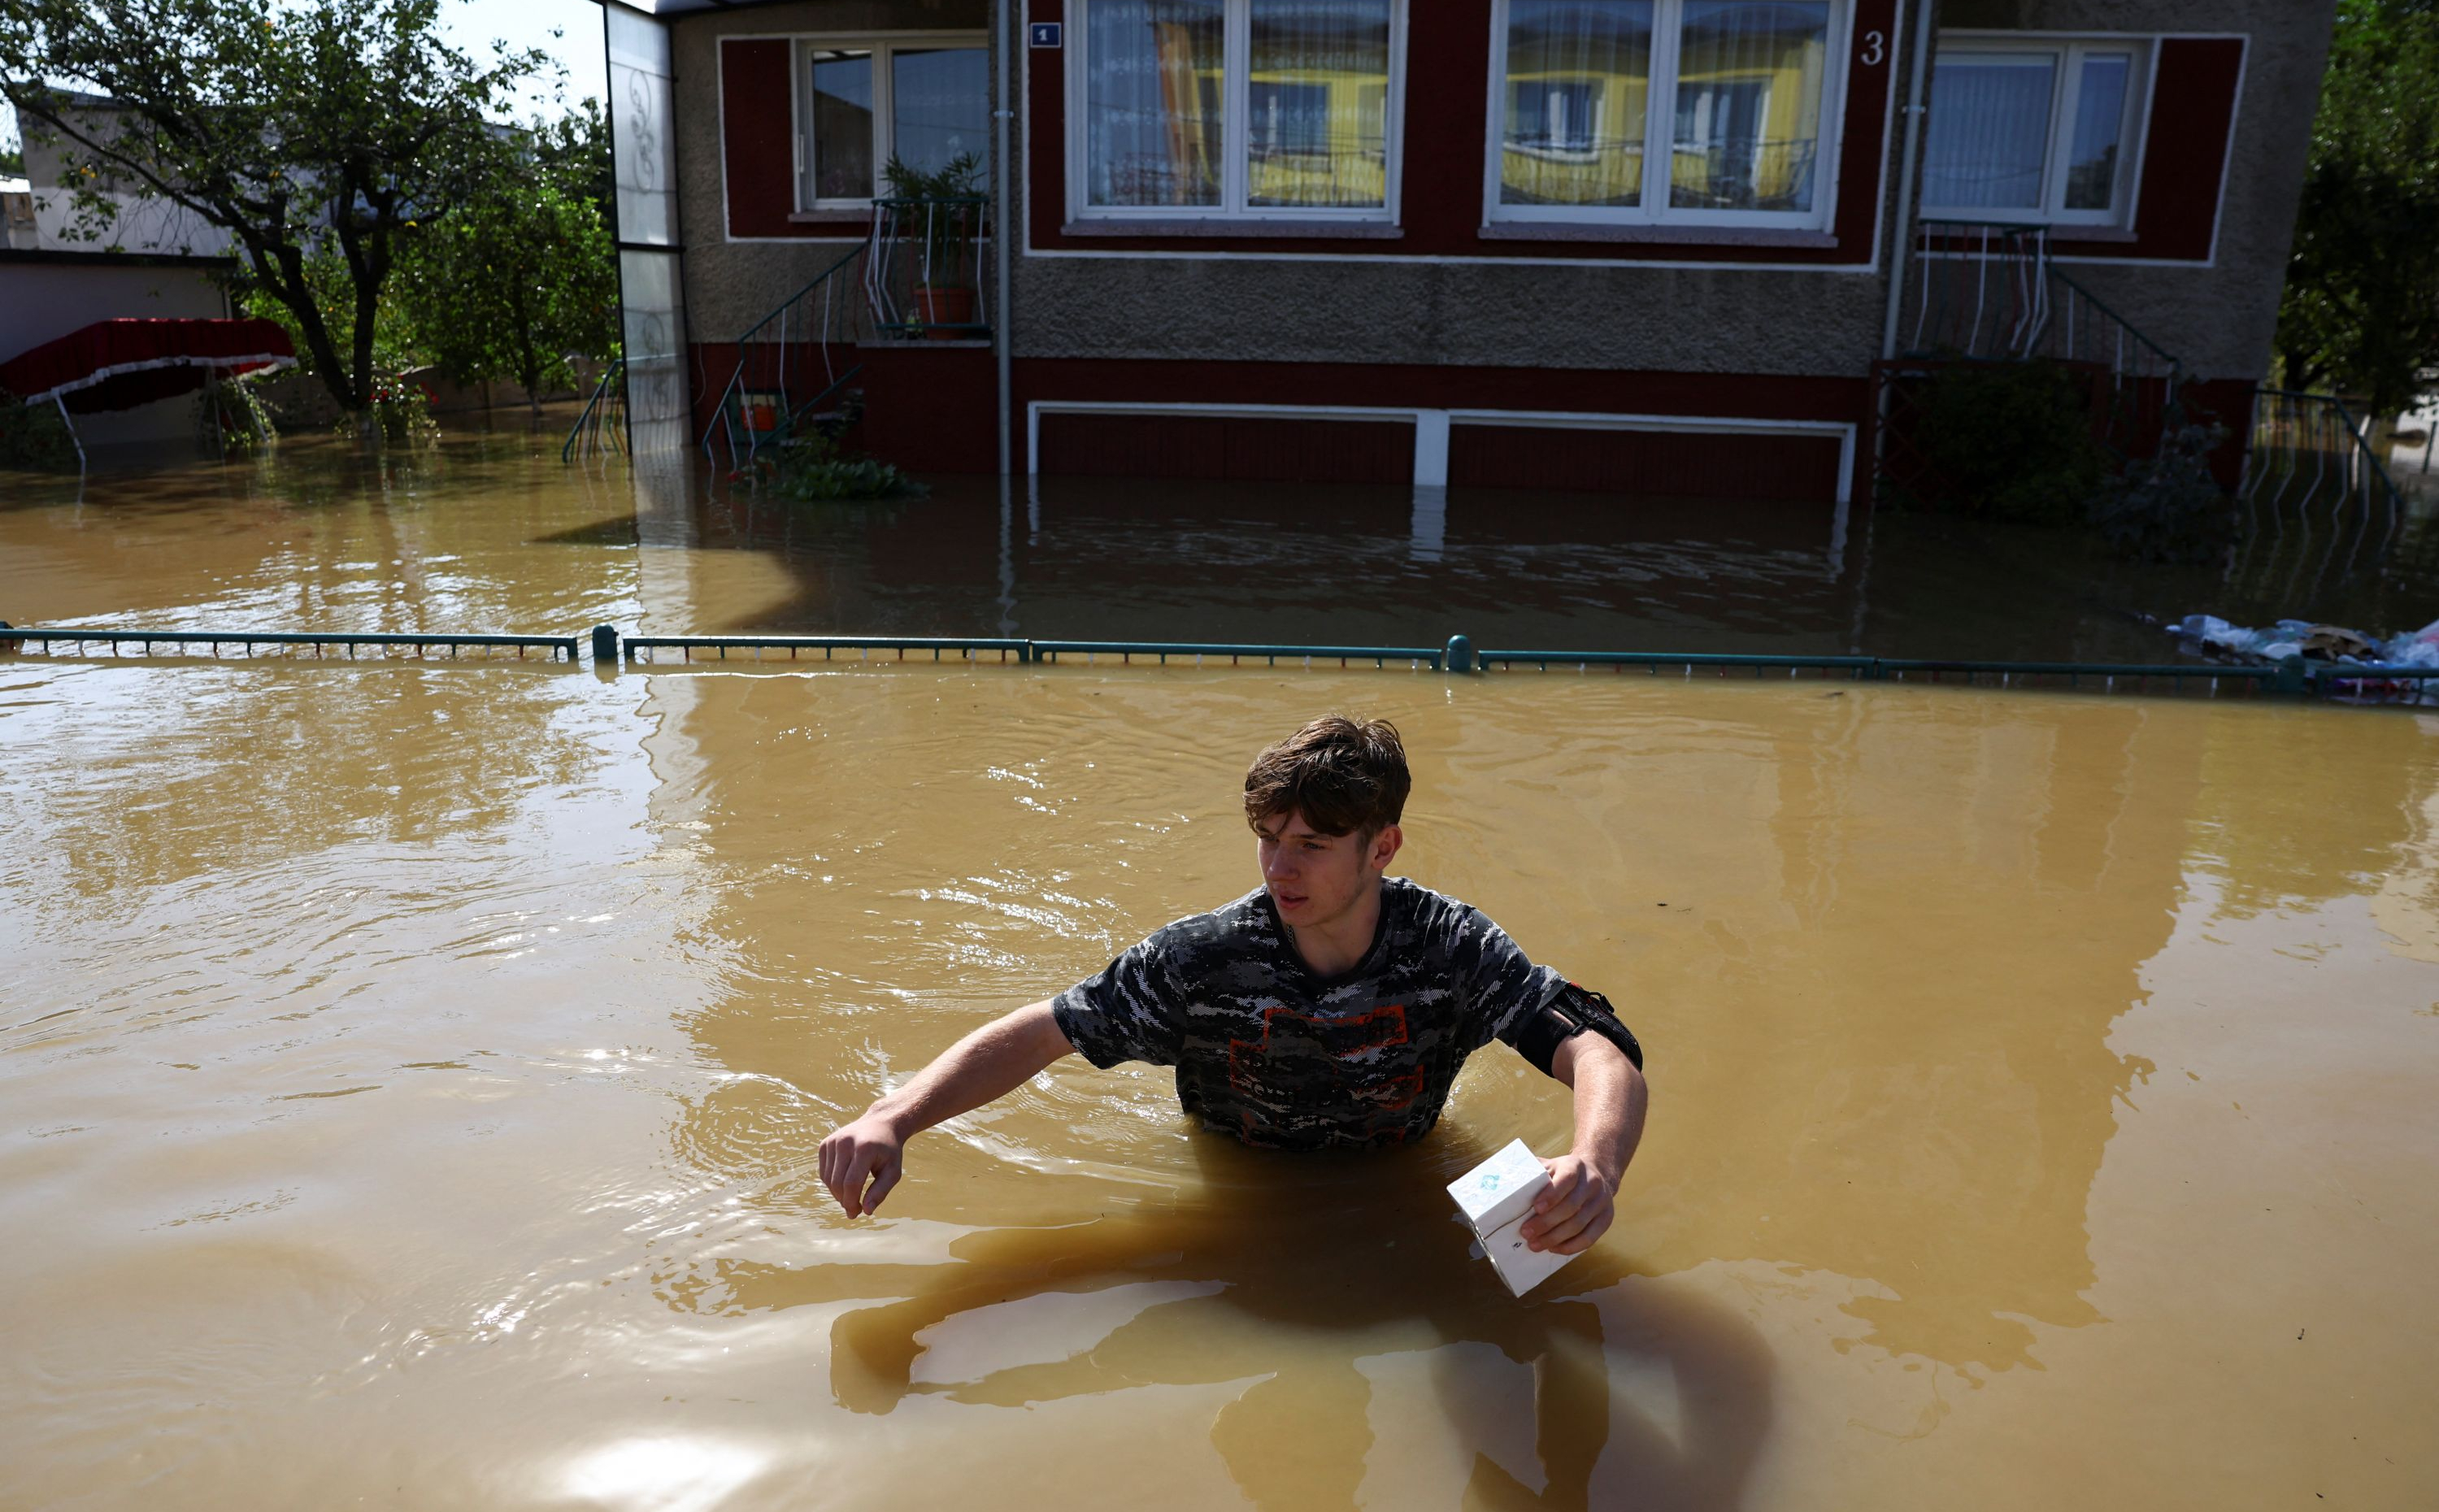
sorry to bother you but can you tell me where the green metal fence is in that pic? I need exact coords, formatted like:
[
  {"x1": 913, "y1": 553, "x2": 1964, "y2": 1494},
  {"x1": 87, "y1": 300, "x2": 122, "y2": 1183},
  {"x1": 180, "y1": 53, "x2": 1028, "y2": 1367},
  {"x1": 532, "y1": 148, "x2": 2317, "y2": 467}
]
[
  {"x1": 0, "y1": 624, "x2": 581, "y2": 661},
  {"x1": 1031, "y1": 641, "x2": 1446, "y2": 671},
  {"x1": 7, "y1": 621, "x2": 2436, "y2": 705},
  {"x1": 620, "y1": 634, "x2": 1028, "y2": 665}
]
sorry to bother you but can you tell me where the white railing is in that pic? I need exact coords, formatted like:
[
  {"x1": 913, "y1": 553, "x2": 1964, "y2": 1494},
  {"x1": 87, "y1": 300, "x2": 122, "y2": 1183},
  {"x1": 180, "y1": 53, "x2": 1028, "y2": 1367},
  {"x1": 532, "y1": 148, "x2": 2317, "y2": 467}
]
[{"x1": 864, "y1": 196, "x2": 991, "y2": 341}]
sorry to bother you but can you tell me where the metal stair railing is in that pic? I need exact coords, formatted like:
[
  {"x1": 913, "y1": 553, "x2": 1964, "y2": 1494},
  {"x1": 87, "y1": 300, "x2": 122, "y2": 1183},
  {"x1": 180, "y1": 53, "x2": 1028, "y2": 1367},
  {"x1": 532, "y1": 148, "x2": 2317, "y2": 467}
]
[
  {"x1": 701, "y1": 242, "x2": 870, "y2": 471},
  {"x1": 561, "y1": 358, "x2": 627, "y2": 463},
  {"x1": 1902, "y1": 221, "x2": 2185, "y2": 398},
  {"x1": 1904, "y1": 222, "x2": 2056, "y2": 363}
]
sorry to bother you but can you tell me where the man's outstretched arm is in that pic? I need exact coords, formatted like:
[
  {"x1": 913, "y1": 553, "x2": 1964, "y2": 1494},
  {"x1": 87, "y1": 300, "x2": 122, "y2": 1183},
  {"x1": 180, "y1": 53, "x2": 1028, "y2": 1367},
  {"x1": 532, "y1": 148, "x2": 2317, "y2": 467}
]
[
  {"x1": 1519, "y1": 1032, "x2": 1649, "y2": 1255},
  {"x1": 818, "y1": 999, "x2": 1075, "y2": 1219}
]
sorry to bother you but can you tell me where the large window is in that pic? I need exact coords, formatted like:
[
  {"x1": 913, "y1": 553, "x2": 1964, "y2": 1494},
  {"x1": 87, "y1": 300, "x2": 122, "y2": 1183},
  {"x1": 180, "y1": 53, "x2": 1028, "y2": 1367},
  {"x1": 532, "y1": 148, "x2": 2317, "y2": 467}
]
[
  {"x1": 1072, "y1": 0, "x2": 1403, "y2": 221},
  {"x1": 1919, "y1": 37, "x2": 2150, "y2": 228},
  {"x1": 1489, "y1": 0, "x2": 1846, "y2": 229},
  {"x1": 796, "y1": 37, "x2": 989, "y2": 210}
]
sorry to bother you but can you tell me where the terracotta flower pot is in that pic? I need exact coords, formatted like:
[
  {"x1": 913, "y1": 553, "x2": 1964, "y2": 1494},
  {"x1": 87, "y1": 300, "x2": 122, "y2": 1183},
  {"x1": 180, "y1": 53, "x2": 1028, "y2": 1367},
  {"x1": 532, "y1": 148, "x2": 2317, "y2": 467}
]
[{"x1": 914, "y1": 285, "x2": 976, "y2": 339}]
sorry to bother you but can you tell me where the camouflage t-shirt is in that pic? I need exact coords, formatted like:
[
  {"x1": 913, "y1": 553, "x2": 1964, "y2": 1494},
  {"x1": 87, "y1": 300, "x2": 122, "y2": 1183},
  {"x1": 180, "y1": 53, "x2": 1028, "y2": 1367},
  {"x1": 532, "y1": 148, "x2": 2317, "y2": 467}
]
[{"x1": 1051, "y1": 877, "x2": 1568, "y2": 1150}]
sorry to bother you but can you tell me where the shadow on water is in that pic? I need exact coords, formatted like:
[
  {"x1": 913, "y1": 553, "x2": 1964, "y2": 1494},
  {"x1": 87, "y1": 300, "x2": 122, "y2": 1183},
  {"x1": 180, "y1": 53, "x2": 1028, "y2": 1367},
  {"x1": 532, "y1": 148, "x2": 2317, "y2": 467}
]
[{"x1": 695, "y1": 1131, "x2": 1773, "y2": 1512}]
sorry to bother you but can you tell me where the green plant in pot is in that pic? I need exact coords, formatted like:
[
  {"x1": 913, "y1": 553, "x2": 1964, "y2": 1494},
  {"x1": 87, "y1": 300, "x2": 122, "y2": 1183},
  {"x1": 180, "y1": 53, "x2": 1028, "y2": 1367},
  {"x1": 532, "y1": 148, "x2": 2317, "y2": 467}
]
[{"x1": 880, "y1": 151, "x2": 986, "y2": 337}]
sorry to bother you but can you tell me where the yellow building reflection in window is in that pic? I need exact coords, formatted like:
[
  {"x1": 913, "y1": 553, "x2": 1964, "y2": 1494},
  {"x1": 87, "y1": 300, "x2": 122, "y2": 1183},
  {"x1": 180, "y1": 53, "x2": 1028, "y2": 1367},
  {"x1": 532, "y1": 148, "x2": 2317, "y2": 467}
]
[{"x1": 1498, "y1": 0, "x2": 1830, "y2": 217}]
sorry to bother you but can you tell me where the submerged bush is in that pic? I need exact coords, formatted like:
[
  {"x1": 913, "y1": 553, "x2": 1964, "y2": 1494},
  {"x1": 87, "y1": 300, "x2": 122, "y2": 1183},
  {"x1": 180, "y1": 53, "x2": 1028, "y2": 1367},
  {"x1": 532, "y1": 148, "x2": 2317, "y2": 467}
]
[
  {"x1": 1885, "y1": 358, "x2": 2241, "y2": 559},
  {"x1": 1890, "y1": 359, "x2": 2111, "y2": 524},
  {"x1": 757, "y1": 429, "x2": 927, "y2": 502},
  {"x1": 2086, "y1": 420, "x2": 2237, "y2": 564},
  {"x1": 194, "y1": 376, "x2": 279, "y2": 457},
  {"x1": 0, "y1": 388, "x2": 80, "y2": 471},
  {"x1": 341, "y1": 373, "x2": 437, "y2": 446}
]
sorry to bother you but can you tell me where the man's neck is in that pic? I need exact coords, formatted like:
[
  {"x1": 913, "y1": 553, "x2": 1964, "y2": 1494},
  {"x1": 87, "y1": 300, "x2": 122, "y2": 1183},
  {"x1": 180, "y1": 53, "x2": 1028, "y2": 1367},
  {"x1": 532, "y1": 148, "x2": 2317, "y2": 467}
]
[{"x1": 1285, "y1": 877, "x2": 1385, "y2": 978}]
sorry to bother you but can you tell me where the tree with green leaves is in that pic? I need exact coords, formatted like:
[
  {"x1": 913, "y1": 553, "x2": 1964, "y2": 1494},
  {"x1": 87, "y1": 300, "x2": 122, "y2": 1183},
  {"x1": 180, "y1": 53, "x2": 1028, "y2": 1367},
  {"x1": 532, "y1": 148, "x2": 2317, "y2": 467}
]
[
  {"x1": 2276, "y1": 0, "x2": 2439, "y2": 416},
  {"x1": 392, "y1": 101, "x2": 619, "y2": 421},
  {"x1": 0, "y1": 0, "x2": 555, "y2": 424}
]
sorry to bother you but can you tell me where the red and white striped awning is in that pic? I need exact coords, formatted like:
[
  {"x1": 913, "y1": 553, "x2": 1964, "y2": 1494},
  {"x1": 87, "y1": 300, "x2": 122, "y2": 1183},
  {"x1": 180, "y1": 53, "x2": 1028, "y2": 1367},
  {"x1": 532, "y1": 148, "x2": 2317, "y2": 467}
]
[{"x1": 0, "y1": 317, "x2": 296, "y2": 414}]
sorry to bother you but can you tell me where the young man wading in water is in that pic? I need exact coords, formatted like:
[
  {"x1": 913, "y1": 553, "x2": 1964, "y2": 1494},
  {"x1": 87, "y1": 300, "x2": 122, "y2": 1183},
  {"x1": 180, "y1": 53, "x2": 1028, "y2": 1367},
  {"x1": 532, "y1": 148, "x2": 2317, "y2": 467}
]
[{"x1": 819, "y1": 716, "x2": 1649, "y2": 1257}]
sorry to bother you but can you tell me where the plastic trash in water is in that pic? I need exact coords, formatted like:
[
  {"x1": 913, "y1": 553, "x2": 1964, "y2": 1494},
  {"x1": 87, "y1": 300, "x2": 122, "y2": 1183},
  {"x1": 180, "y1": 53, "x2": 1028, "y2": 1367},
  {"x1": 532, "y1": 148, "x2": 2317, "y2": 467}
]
[{"x1": 2168, "y1": 614, "x2": 2439, "y2": 703}]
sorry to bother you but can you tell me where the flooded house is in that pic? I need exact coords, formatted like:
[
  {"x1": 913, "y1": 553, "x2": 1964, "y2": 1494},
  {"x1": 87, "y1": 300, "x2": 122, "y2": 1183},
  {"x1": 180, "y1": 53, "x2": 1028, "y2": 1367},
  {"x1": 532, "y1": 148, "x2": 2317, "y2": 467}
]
[{"x1": 601, "y1": 0, "x2": 2335, "y2": 517}]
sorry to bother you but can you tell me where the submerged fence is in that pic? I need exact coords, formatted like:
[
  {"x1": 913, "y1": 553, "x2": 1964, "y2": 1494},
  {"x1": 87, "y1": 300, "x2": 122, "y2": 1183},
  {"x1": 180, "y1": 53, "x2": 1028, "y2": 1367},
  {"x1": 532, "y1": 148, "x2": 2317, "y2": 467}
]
[
  {"x1": 2225, "y1": 389, "x2": 2418, "y2": 607},
  {"x1": 0, "y1": 624, "x2": 583, "y2": 661},
  {"x1": 7, "y1": 621, "x2": 2432, "y2": 704}
]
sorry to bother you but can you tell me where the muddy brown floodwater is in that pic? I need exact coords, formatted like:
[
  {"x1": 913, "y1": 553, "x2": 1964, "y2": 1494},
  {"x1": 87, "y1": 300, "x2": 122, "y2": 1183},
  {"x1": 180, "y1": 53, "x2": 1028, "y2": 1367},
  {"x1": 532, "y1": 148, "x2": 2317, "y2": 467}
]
[{"x1": 3, "y1": 436, "x2": 2437, "y2": 1510}]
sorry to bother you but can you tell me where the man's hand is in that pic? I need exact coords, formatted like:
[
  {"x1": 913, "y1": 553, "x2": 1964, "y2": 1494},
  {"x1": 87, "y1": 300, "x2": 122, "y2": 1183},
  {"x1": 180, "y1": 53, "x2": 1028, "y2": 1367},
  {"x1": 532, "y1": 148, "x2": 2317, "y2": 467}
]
[
  {"x1": 1519, "y1": 1153, "x2": 1615, "y2": 1254},
  {"x1": 813, "y1": 1001, "x2": 1074, "y2": 1221},
  {"x1": 819, "y1": 1113, "x2": 906, "y2": 1219}
]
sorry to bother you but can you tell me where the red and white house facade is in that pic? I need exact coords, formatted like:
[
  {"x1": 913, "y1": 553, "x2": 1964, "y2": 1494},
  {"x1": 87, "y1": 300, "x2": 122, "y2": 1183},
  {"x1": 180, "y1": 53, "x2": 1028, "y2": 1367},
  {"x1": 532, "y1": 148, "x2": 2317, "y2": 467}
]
[{"x1": 602, "y1": 0, "x2": 2332, "y2": 507}]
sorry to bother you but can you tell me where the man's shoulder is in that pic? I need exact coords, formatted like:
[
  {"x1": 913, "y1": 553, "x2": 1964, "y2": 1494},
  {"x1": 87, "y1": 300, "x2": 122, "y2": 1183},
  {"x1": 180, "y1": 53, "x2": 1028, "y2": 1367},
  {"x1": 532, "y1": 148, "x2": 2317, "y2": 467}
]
[
  {"x1": 1136, "y1": 888, "x2": 1279, "y2": 958},
  {"x1": 1381, "y1": 875, "x2": 1486, "y2": 934}
]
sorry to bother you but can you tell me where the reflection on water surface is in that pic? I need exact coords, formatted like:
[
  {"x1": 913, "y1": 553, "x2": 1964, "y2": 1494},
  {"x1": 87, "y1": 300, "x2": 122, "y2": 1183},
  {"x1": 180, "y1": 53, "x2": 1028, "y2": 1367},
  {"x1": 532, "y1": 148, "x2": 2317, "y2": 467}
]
[
  {"x1": 2, "y1": 432, "x2": 2436, "y2": 1510},
  {"x1": 10, "y1": 427, "x2": 2439, "y2": 657}
]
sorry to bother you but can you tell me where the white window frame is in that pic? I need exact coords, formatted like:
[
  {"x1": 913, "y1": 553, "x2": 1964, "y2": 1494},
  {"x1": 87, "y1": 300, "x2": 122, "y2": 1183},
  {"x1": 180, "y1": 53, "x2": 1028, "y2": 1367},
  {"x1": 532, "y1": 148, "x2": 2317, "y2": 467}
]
[
  {"x1": 793, "y1": 33, "x2": 990, "y2": 212},
  {"x1": 1919, "y1": 33, "x2": 2155, "y2": 231},
  {"x1": 1064, "y1": 0, "x2": 1410, "y2": 224},
  {"x1": 1484, "y1": 0, "x2": 1854, "y2": 232}
]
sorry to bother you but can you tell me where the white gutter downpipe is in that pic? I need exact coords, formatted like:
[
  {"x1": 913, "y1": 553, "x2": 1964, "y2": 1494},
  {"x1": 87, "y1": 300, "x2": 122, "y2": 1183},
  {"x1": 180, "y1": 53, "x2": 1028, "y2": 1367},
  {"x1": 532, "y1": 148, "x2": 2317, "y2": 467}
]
[
  {"x1": 993, "y1": 0, "x2": 1013, "y2": 477},
  {"x1": 1879, "y1": 0, "x2": 1938, "y2": 361}
]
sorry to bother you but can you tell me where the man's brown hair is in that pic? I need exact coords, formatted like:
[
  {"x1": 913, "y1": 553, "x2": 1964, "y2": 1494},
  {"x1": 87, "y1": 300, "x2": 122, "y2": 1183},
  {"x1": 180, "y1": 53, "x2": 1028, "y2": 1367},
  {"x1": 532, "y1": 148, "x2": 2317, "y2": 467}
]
[{"x1": 1243, "y1": 715, "x2": 1411, "y2": 839}]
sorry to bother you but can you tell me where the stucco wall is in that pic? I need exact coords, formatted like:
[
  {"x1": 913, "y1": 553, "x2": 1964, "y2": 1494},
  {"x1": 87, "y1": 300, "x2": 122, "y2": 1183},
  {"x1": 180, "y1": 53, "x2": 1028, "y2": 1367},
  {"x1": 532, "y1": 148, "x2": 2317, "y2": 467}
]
[
  {"x1": 0, "y1": 260, "x2": 228, "y2": 363},
  {"x1": 18, "y1": 112, "x2": 233, "y2": 258},
  {"x1": 667, "y1": 0, "x2": 1913, "y2": 380},
  {"x1": 670, "y1": 0, "x2": 989, "y2": 342},
  {"x1": 1006, "y1": 6, "x2": 1914, "y2": 381},
  {"x1": 665, "y1": 0, "x2": 2330, "y2": 389},
  {"x1": 1008, "y1": 256, "x2": 1893, "y2": 376},
  {"x1": 1946, "y1": 0, "x2": 2335, "y2": 383}
]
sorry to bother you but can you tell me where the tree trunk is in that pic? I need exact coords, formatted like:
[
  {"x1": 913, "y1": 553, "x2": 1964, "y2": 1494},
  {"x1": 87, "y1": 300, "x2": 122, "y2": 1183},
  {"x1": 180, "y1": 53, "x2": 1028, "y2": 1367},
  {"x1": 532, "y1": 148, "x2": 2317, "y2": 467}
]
[
  {"x1": 351, "y1": 275, "x2": 379, "y2": 438},
  {"x1": 511, "y1": 288, "x2": 544, "y2": 427},
  {"x1": 253, "y1": 237, "x2": 358, "y2": 415}
]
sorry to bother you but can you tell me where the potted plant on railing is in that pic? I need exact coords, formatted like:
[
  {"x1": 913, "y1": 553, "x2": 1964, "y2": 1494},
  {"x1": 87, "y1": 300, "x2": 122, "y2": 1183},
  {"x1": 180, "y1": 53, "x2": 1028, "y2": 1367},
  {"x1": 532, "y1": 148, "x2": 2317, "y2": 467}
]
[{"x1": 880, "y1": 152, "x2": 986, "y2": 338}]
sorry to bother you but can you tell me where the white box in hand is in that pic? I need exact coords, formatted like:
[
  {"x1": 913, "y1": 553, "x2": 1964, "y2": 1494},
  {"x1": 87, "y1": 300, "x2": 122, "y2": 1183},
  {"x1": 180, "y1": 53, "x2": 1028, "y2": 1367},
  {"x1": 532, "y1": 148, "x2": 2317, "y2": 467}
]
[{"x1": 1446, "y1": 1139, "x2": 1581, "y2": 1297}]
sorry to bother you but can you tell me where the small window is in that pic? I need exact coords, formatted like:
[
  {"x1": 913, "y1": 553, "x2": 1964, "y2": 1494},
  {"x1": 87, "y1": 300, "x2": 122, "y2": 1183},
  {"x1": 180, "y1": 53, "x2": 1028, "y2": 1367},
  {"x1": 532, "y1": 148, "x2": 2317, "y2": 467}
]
[
  {"x1": 1489, "y1": 0, "x2": 1846, "y2": 229},
  {"x1": 1071, "y1": 0, "x2": 1404, "y2": 222},
  {"x1": 797, "y1": 37, "x2": 989, "y2": 210},
  {"x1": 1920, "y1": 37, "x2": 2150, "y2": 228}
]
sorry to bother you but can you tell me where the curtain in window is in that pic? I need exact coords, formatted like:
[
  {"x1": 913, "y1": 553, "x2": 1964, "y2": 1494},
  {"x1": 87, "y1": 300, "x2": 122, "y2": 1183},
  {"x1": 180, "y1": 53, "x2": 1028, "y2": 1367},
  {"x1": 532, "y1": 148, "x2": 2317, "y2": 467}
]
[
  {"x1": 1085, "y1": 0, "x2": 1226, "y2": 207},
  {"x1": 1922, "y1": 54, "x2": 2055, "y2": 211},
  {"x1": 1246, "y1": 0, "x2": 1391, "y2": 208},
  {"x1": 811, "y1": 50, "x2": 876, "y2": 200},
  {"x1": 2063, "y1": 54, "x2": 2129, "y2": 211},
  {"x1": 893, "y1": 48, "x2": 991, "y2": 177},
  {"x1": 1670, "y1": 1, "x2": 1828, "y2": 212},
  {"x1": 1501, "y1": 1, "x2": 1653, "y2": 207}
]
